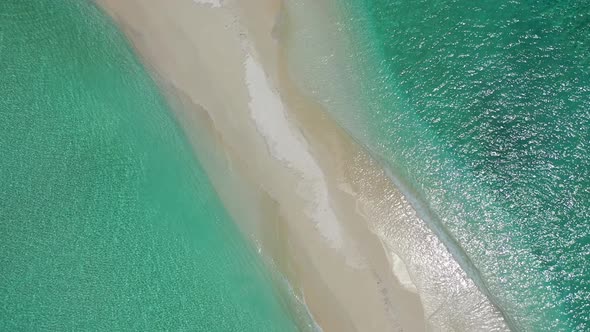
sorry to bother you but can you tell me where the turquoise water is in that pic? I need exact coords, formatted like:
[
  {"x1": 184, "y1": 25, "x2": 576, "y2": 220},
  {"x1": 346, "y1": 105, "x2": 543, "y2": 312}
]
[
  {"x1": 290, "y1": 0, "x2": 589, "y2": 330},
  {"x1": 0, "y1": 1, "x2": 299, "y2": 330}
]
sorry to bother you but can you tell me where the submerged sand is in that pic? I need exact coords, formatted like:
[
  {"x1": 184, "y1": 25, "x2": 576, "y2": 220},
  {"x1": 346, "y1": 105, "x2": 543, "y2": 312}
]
[{"x1": 96, "y1": 0, "x2": 508, "y2": 331}]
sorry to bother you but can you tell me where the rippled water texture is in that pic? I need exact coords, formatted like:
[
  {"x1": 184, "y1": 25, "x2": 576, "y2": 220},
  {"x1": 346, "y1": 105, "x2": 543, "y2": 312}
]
[
  {"x1": 0, "y1": 1, "x2": 298, "y2": 330},
  {"x1": 294, "y1": 0, "x2": 589, "y2": 330}
]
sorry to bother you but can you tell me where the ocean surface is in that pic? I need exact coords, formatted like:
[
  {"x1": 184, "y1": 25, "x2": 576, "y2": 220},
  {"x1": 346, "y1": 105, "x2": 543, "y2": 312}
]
[
  {"x1": 0, "y1": 1, "x2": 300, "y2": 330},
  {"x1": 285, "y1": 0, "x2": 590, "y2": 330}
]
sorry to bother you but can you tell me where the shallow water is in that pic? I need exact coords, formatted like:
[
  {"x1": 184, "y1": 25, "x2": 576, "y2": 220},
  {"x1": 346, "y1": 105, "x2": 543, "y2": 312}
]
[
  {"x1": 0, "y1": 1, "x2": 299, "y2": 330},
  {"x1": 284, "y1": 0, "x2": 589, "y2": 330}
]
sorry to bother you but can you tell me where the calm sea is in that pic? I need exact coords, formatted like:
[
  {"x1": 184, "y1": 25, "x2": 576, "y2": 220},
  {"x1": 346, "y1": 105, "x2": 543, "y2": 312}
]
[{"x1": 0, "y1": 1, "x2": 299, "y2": 330}]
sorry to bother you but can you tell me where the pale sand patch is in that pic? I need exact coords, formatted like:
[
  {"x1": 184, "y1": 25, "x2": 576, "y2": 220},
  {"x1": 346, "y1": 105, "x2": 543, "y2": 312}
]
[
  {"x1": 93, "y1": 0, "x2": 506, "y2": 331},
  {"x1": 244, "y1": 54, "x2": 345, "y2": 250},
  {"x1": 192, "y1": 0, "x2": 221, "y2": 8}
]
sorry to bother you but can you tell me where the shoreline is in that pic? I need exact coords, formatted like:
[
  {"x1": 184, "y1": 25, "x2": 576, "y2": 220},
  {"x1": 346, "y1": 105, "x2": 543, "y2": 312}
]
[
  {"x1": 277, "y1": 1, "x2": 511, "y2": 330},
  {"x1": 95, "y1": 0, "x2": 506, "y2": 330}
]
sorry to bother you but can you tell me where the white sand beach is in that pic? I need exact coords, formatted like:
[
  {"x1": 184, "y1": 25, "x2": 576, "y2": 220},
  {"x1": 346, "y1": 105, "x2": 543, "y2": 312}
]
[{"x1": 96, "y1": 0, "x2": 508, "y2": 330}]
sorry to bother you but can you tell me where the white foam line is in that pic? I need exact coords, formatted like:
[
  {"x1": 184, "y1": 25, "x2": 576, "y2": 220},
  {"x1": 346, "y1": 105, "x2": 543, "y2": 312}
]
[
  {"x1": 245, "y1": 54, "x2": 343, "y2": 248},
  {"x1": 390, "y1": 251, "x2": 418, "y2": 293},
  {"x1": 192, "y1": 0, "x2": 221, "y2": 8}
]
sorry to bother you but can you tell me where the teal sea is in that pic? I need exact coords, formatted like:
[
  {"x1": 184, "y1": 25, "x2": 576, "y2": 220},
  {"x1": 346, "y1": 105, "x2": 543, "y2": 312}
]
[
  {"x1": 291, "y1": 0, "x2": 589, "y2": 330},
  {"x1": 0, "y1": 1, "x2": 299, "y2": 330}
]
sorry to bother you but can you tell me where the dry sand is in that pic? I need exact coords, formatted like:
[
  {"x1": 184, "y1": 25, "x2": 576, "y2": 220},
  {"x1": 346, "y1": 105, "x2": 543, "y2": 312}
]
[{"x1": 95, "y1": 0, "x2": 508, "y2": 331}]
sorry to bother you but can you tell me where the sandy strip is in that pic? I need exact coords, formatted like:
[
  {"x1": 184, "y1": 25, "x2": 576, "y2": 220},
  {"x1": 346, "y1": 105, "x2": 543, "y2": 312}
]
[{"x1": 95, "y1": 0, "x2": 507, "y2": 331}]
